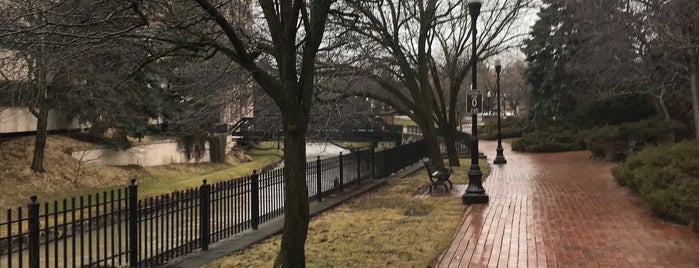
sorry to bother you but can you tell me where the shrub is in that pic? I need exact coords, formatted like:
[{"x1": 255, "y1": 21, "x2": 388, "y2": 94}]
[
  {"x1": 480, "y1": 117, "x2": 524, "y2": 140},
  {"x1": 581, "y1": 125, "x2": 621, "y2": 158},
  {"x1": 611, "y1": 140, "x2": 699, "y2": 234},
  {"x1": 575, "y1": 93, "x2": 657, "y2": 127},
  {"x1": 511, "y1": 127, "x2": 585, "y2": 152},
  {"x1": 582, "y1": 117, "x2": 685, "y2": 159},
  {"x1": 617, "y1": 117, "x2": 684, "y2": 142}
]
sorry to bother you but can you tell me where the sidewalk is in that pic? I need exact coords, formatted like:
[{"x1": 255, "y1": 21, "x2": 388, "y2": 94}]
[
  {"x1": 169, "y1": 161, "x2": 425, "y2": 268},
  {"x1": 438, "y1": 140, "x2": 699, "y2": 267}
]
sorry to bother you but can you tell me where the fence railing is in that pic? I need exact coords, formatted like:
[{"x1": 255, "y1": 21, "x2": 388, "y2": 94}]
[
  {"x1": 0, "y1": 140, "x2": 426, "y2": 268},
  {"x1": 404, "y1": 126, "x2": 471, "y2": 156}
]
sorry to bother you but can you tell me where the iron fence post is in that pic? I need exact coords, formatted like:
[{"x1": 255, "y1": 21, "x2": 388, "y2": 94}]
[
  {"x1": 316, "y1": 156, "x2": 322, "y2": 202},
  {"x1": 28, "y1": 195, "x2": 39, "y2": 268},
  {"x1": 199, "y1": 180, "x2": 210, "y2": 251},
  {"x1": 371, "y1": 146, "x2": 376, "y2": 179},
  {"x1": 127, "y1": 178, "x2": 138, "y2": 267},
  {"x1": 251, "y1": 170, "x2": 260, "y2": 230},
  {"x1": 387, "y1": 149, "x2": 393, "y2": 175},
  {"x1": 339, "y1": 152, "x2": 344, "y2": 192},
  {"x1": 356, "y1": 150, "x2": 361, "y2": 184}
]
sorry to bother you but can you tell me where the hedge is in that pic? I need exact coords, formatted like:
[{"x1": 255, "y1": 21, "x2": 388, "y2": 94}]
[
  {"x1": 581, "y1": 117, "x2": 685, "y2": 159},
  {"x1": 612, "y1": 140, "x2": 699, "y2": 234},
  {"x1": 480, "y1": 117, "x2": 524, "y2": 140},
  {"x1": 511, "y1": 127, "x2": 585, "y2": 152}
]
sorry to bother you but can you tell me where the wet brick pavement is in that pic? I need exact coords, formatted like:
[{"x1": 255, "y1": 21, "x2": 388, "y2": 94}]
[{"x1": 438, "y1": 140, "x2": 699, "y2": 268}]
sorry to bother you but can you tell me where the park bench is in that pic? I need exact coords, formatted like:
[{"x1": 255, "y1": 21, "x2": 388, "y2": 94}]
[{"x1": 423, "y1": 160, "x2": 453, "y2": 192}]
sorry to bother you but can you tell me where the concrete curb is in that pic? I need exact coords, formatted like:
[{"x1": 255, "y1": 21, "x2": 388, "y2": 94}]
[{"x1": 169, "y1": 161, "x2": 425, "y2": 268}]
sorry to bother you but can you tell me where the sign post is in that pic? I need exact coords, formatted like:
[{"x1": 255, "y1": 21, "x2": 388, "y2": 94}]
[{"x1": 467, "y1": 90, "x2": 482, "y2": 114}]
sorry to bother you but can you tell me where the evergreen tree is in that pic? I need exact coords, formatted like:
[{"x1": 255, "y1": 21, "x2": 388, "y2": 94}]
[
  {"x1": 524, "y1": 0, "x2": 640, "y2": 126},
  {"x1": 523, "y1": 0, "x2": 577, "y2": 125}
]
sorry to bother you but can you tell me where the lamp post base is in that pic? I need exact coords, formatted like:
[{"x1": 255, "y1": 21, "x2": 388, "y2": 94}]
[
  {"x1": 494, "y1": 146, "x2": 507, "y2": 164},
  {"x1": 462, "y1": 192, "x2": 490, "y2": 204},
  {"x1": 494, "y1": 157, "x2": 507, "y2": 164},
  {"x1": 462, "y1": 170, "x2": 489, "y2": 204}
]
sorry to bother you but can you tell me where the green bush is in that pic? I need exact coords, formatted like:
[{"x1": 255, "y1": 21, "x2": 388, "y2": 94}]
[
  {"x1": 581, "y1": 125, "x2": 621, "y2": 158},
  {"x1": 612, "y1": 140, "x2": 699, "y2": 234},
  {"x1": 618, "y1": 117, "x2": 684, "y2": 142},
  {"x1": 575, "y1": 93, "x2": 657, "y2": 127},
  {"x1": 582, "y1": 117, "x2": 685, "y2": 159},
  {"x1": 511, "y1": 127, "x2": 585, "y2": 152},
  {"x1": 480, "y1": 117, "x2": 524, "y2": 140}
]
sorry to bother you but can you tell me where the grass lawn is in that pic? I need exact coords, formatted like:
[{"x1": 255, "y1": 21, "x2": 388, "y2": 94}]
[
  {"x1": 335, "y1": 141, "x2": 372, "y2": 150},
  {"x1": 503, "y1": 137, "x2": 517, "y2": 144},
  {"x1": 203, "y1": 158, "x2": 489, "y2": 267},
  {"x1": 393, "y1": 117, "x2": 418, "y2": 127},
  {"x1": 128, "y1": 142, "x2": 282, "y2": 197},
  {"x1": 56, "y1": 143, "x2": 283, "y2": 205}
]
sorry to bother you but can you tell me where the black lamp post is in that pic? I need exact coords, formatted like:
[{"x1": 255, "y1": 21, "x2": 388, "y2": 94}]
[
  {"x1": 494, "y1": 60, "x2": 507, "y2": 164},
  {"x1": 462, "y1": 0, "x2": 489, "y2": 204}
]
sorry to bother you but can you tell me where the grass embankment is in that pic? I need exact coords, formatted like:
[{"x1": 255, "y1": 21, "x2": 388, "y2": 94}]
[
  {"x1": 335, "y1": 141, "x2": 372, "y2": 150},
  {"x1": 0, "y1": 136, "x2": 282, "y2": 210},
  {"x1": 393, "y1": 117, "x2": 418, "y2": 127},
  {"x1": 127, "y1": 141, "x2": 281, "y2": 197},
  {"x1": 502, "y1": 138, "x2": 517, "y2": 144},
  {"x1": 204, "y1": 158, "x2": 489, "y2": 267}
]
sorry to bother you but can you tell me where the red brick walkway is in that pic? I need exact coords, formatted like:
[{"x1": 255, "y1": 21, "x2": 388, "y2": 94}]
[{"x1": 438, "y1": 140, "x2": 699, "y2": 268}]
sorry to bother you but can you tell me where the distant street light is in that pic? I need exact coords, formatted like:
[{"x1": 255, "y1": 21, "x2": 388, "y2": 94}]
[
  {"x1": 462, "y1": 0, "x2": 489, "y2": 204},
  {"x1": 487, "y1": 90, "x2": 492, "y2": 115},
  {"x1": 494, "y1": 60, "x2": 507, "y2": 164}
]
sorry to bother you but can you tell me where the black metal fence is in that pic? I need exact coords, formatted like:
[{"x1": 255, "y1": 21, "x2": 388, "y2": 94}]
[
  {"x1": 404, "y1": 126, "x2": 471, "y2": 156},
  {"x1": 0, "y1": 140, "x2": 426, "y2": 267}
]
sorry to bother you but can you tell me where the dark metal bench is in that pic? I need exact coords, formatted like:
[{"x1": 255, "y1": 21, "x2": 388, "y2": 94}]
[{"x1": 423, "y1": 160, "x2": 453, "y2": 192}]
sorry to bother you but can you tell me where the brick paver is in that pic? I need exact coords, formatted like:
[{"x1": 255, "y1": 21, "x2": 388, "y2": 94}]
[{"x1": 438, "y1": 140, "x2": 699, "y2": 268}]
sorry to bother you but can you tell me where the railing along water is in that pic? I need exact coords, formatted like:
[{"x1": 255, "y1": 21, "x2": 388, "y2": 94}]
[{"x1": 0, "y1": 140, "x2": 426, "y2": 267}]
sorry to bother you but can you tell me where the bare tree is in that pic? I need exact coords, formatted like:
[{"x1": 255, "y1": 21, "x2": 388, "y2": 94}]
[
  {"x1": 487, "y1": 59, "x2": 529, "y2": 117},
  {"x1": 641, "y1": 0, "x2": 699, "y2": 138},
  {"x1": 0, "y1": 0, "x2": 148, "y2": 172},
  {"x1": 141, "y1": 0, "x2": 334, "y2": 265},
  {"x1": 333, "y1": 0, "x2": 533, "y2": 166}
]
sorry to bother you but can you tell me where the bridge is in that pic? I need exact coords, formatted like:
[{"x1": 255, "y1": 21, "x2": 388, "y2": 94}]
[{"x1": 228, "y1": 117, "x2": 404, "y2": 144}]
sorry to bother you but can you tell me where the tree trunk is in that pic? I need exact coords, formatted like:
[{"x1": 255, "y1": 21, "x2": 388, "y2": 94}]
[
  {"x1": 274, "y1": 114, "x2": 310, "y2": 268},
  {"x1": 420, "y1": 121, "x2": 445, "y2": 169},
  {"x1": 655, "y1": 88, "x2": 671, "y2": 120},
  {"x1": 30, "y1": 92, "x2": 50, "y2": 173},
  {"x1": 690, "y1": 60, "x2": 699, "y2": 139},
  {"x1": 442, "y1": 126, "x2": 460, "y2": 166}
]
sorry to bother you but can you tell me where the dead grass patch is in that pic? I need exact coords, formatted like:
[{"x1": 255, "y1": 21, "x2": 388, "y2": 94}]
[
  {"x1": 203, "y1": 159, "x2": 489, "y2": 268},
  {"x1": 0, "y1": 135, "x2": 133, "y2": 209}
]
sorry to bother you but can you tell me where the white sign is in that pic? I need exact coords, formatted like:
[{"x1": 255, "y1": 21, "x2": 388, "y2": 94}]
[{"x1": 467, "y1": 90, "x2": 482, "y2": 114}]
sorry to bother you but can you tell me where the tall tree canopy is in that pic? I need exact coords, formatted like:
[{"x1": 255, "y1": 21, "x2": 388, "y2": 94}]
[
  {"x1": 333, "y1": 0, "x2": 533, "y2": 166},
  {"x1": 524, "y1": 0, "x2": 698, "y2": 138},
  {"x1": 644, "y1": 0, "x2": 699, "y2": 138},
  {"x1": 522, "y1": 0, "x2": 577, "y2": 125},
  {"x1": 0, "y1": 0, "x2": 148, "y2": 171}
]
